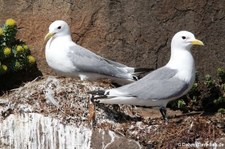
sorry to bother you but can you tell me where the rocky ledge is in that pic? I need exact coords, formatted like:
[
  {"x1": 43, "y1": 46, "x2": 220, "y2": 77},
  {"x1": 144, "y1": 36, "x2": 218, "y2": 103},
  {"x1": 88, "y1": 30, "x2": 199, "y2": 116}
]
[{"x1": 0, "y1": 76, "x2": 224, "y2": 148}]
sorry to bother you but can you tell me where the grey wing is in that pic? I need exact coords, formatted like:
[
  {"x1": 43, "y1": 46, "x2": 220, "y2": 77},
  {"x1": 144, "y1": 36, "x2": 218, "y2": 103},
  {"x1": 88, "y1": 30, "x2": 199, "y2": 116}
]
[
  {"x1": 143, "y1": 67, "x2": 178, "y2": 80},
  {"x1": 112, "y1": 67, "x2": 188, "y2": 99},
  {"x1": 67, "y1": 44, "x2": 129, "y2": 78},
  {"x1": 103, "y1": 59, "x2": 127, "y2": 68},
  {"x1": 126, "y1": 78, "x2": 188, "y2": 100}
]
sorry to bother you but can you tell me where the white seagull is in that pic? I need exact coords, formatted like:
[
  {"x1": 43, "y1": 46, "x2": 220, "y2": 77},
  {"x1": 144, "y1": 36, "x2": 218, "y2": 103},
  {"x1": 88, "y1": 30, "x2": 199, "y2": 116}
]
[
  {"x1": 44, "y1": 20, "x2": 151, "y2": 85},
  {"x1": 88, "y1": 31, "x2": 204, "y2": 121}
]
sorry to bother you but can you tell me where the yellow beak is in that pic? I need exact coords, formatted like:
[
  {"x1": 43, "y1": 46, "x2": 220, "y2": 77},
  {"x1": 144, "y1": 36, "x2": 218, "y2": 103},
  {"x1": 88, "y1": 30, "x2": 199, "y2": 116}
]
[
  {"x1": 44, "y1": 32, "x2": 55, "y2": 41},
  {"x1": 191, "y1": 39, "x2": 204, "y2": 46}
]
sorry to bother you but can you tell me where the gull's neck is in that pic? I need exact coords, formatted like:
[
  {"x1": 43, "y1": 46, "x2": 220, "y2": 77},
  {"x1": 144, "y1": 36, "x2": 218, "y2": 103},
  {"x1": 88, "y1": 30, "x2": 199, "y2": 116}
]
[
  {"x1": 46, "y1": 34, "x2": 72, "y2": 49},
  {"x1": 166, "y1": 47, "x2": 195, "y2": 83},
  {"x1": 55, "y1": 33, "x2": 72, "y2": 41}
]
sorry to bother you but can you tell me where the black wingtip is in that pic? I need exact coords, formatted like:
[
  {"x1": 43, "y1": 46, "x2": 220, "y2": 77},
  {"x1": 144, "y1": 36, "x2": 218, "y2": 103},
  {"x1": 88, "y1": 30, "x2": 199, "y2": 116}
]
[
  {"x1": 132, "y1": 75, "x2": 139, "y2": 81},
  {"x1": 133, "y1": 67, "x2": 154, "y2": 80},
  {"x1": 134, "y1": 67, "x2": 154, "y2": 73},
  {"x1": 87, "y1": 90, "x2": 105, "y2": 95},
  {"x1": 88, "y1": 90, "x2": 108, "y2": 102}
]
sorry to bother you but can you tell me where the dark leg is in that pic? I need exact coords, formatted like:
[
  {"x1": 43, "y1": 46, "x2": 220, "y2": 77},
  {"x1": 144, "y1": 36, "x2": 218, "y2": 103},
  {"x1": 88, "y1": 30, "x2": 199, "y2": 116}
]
[
  {"x1": 160, "y1": 106, "x2": 168, "y2": 122},
  {"x1": 90, "y1": 94, "x2": 95, "y2": 103}
]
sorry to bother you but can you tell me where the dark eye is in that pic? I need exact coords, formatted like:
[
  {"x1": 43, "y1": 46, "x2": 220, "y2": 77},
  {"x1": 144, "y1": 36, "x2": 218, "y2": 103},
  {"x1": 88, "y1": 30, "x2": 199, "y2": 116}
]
[
  {"x1": 57, "y1": 26, "x2": 61, "y2": 29},
  {"x1": 182, "y1": 36, "x2": 186, "y2": 40}
]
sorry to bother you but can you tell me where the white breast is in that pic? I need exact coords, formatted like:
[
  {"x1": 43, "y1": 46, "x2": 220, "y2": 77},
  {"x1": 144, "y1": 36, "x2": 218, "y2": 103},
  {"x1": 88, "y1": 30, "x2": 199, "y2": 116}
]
[
  {"x1": 166, "y1": 49, "x2": 195, "y2": 81},
  {"x1": 45, "y1": 37, "x2": 77, "y2": 77}
]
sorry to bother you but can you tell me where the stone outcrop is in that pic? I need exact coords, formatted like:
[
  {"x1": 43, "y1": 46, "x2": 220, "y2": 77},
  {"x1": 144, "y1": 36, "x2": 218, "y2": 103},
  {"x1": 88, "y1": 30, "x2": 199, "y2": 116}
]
[
  {"x1": 0, "y1": 77, "x2": 224, "y2": 148},
  {"x1": 0, "y1": 76, "x2": 151, "y2": 148},
  {"x1": 0, "y1": 1, "x2": 225, "y2": 148},
  {"x1": 0, "y1": 113, "x2": 141, "y2": 149},
  {"x1": 0, "y1": 0, "x2": 224, "y2": 79},
  {"x1": 0, "y1": 77, "x2": 143, "y2": 148}
]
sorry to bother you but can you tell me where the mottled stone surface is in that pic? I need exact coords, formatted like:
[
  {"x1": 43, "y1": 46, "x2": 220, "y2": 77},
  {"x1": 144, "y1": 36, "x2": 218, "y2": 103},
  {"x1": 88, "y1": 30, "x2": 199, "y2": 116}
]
[
  {"x1": 0, "y1": 113, "x2": 141, "y2": 149},
  {"x1": 0, "y1": 113, "x2": 92, "y2": 149},
  {"x1": 0, "y1": 77, "x2": 144, "y2": 149},
  {"x1": 0, "y1": 76, "x2": 224, "y2": 148},
  {"x1": 91, "y1": 129, "x2": 141, "y2": 149},
  {"x1": 0, "y1": 0, "x2": 224, "y2": 79}
]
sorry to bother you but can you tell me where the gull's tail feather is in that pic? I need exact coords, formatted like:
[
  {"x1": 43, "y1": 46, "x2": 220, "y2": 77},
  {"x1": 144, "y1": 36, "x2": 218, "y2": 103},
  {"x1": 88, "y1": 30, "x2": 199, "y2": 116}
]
[
  {"x1": 124, "y1": 67, "x2": 153, "y2": 78},
  {"x1": 129, "y1": 67, "x2": 154, "y2": 81},
  {"x1": 88, "y1": 90, "x2": 108, "y2": 101},
  {"x1": 111, "y1": 67, "x2": 154, "y2": 85},
  {"x1": 88, "y1": 89, "x2": 139, "y2": 105},
  {"x1": 88, "y1": 90, "x2": 138, "y2": 105},
  {"x1": 124, "y1": 67, "x2": 153, "y2": 74}
]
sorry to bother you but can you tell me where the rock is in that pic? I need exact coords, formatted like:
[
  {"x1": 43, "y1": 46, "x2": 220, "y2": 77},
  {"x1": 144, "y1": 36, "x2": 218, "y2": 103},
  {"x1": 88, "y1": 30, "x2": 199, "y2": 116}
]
[
  {"x1": 0, "y1": 113, "x2": 141, "y2": 149},
  {"x1": 91, "y1": 129, "x2": 141, "y2": 149},
  {"x1": 0, "y1": 1, "x2": 225, "y2": 148},
  {"x1": 0, "y1": 0, "x2": 224, "y2": 79},
  {"x1": 0, "y1": 77, "x2": 143, "y2": 149},
  {"x1": 0, "y1": 113, "x2": 92, "y2": 149},
  {"x1": 0, "y1": 77, "x2": 224, "y2": 148}
]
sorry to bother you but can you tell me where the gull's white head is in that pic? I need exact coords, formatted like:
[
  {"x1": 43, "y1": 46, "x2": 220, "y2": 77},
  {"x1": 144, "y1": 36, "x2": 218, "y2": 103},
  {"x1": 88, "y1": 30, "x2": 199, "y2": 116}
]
[
  {"x1": 44, "y1": 20, "x2": 70, "y2": 41},
  {"x1": 171, "y1": 31, "x2": 204, "y2": 51}
]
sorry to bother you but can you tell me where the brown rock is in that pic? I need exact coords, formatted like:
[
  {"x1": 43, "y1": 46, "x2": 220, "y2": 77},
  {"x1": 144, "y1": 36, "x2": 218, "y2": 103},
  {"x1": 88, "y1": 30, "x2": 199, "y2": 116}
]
[
  {"x1": 0, "y1": 0, "x2": 224, "y2": 80},
  {"x1": 0, "y1": 76, "x2": 224, "y2": 148},
  {"x1": 91, "y1": 129, "x2": 141, "y2": 149}
]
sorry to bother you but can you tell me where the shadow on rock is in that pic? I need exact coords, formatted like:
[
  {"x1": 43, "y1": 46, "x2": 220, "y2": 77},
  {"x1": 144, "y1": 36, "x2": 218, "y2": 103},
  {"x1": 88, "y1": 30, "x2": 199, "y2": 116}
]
[
  {"x1": 96, "y1": 103, "x2": 143, "y2": 123},
  {"x1": 0, "y1": 64, "x2": 42, "y2": 94}
]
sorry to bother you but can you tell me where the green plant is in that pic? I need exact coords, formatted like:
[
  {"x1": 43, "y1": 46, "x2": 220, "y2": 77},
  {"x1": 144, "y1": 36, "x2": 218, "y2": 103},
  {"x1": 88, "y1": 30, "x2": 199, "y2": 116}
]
[
  {"x1": 218, "y1": 108, "x2": 225, "y2": 114},
  {"x1": 217, "y1": 68, "x2": 225, "y2": 83},
  {"x1": 204, "y1": 74, "x2": 215, "y2": 87},
  {"x1": 0, "y1": 18, "x2": 36, "y2": 75},
  {"x1": 168, "y1": 68, "x2": 225, "y2": 113},
  {"x1": 177, "y1": 99, "x2": 186, "y2": 109}
]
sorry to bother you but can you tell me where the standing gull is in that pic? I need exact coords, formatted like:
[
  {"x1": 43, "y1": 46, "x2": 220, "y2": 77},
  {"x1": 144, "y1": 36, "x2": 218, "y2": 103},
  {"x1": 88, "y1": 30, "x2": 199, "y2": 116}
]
[
  {"x1": 44, "y1": 20, "x2": 151, "y2": 85},
  {"x1": 88, "y1": 31, "x2": 204, "y2": 121}
]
